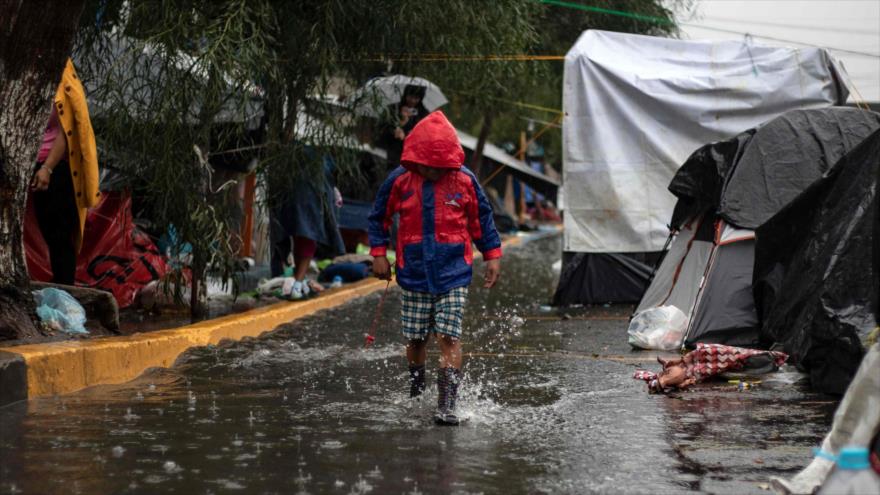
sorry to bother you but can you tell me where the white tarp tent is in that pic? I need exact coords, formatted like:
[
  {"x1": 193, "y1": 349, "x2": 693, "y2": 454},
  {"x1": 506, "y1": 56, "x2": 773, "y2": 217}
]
[
  {"x1": 679, "y1": 0, "x2": 880, "y2": 104},
  {"x1": 562, "y1": 30, "x2": 850, "y2": 254}
]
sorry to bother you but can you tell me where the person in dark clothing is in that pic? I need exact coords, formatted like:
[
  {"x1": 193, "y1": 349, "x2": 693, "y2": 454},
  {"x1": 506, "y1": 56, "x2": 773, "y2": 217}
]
[
  {"x1": 376, "y1": 84, "x2": 430, "y2": 167},
  {"x1": 269, "y1": 154, "x2": 345, "y2": 299},
  {"x1": 31, "y1": 107, "x2": 79, "y2": 284}
]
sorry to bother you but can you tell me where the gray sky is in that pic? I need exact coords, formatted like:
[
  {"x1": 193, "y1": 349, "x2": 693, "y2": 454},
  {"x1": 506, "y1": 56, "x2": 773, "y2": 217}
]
[{"x1": 678, "y1": 0, "x2": 880, "y2": 102}]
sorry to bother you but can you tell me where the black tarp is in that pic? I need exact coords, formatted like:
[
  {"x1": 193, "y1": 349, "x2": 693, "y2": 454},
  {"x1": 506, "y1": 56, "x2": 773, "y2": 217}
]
[
  {"x1": 553, "y1": 253, "x2": 653, "y2": 305},
  {"x1": 669, "y1": 130, "x2": 755, "y2": 229},
  {"x1": 669, "y1": 108, "x2": 880, "y2": 229},
  {"x1": 721, "y1": 108, "x2": 880, "y2": 229},
  {"x1": 753, "y1": 128, "x2": 880, "y2": 395}
]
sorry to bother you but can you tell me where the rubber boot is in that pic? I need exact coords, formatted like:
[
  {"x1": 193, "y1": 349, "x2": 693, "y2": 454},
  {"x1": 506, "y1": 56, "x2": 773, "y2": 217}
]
[
  {"x1": 409, "y1": 364, "x2": 426, "y2": 398},
  {"x1": 434, "y1": 367, "x2": 460, "y2": 426}
]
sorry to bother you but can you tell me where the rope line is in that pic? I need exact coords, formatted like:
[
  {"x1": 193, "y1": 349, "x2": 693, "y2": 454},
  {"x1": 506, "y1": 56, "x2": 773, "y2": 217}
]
[{"x1": 364, "y1": 280, "x2": 391, "y2": 348}]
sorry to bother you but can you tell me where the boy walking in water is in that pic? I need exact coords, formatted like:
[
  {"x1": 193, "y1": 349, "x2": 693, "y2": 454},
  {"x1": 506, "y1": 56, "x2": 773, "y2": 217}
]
[{"x1": 369, "y1": 111, "x2": 502, "y2": 425}]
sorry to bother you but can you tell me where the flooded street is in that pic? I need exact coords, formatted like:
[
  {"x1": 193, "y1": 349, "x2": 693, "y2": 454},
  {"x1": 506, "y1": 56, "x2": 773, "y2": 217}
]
[{"x1": 0, "y1": 234, "x2": 836, "y2": 494}]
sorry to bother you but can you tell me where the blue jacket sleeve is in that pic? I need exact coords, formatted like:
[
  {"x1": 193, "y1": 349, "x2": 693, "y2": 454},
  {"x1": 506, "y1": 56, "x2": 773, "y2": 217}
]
[
  {"x1": 463, "y1": 167, "x2": 503, "y2": 259},
  {"x1": 368, "y1": 167, "x2": 405, "y2": 256}
]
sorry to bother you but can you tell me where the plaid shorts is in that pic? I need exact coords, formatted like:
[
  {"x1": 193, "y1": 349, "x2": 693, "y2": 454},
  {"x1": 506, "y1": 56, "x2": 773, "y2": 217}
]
[{"x1": 401, "y1": 287, "x2": 468, "y2": 340}]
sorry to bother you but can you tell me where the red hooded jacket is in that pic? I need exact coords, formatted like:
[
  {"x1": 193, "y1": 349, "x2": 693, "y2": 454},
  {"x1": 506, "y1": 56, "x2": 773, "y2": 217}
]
[{"x1": 368, "y1": 112, "x2": 502, "y2": 294}]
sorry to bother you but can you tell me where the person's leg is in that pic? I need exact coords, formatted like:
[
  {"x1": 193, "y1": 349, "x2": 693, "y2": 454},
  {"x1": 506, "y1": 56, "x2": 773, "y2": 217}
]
[
  {"x1": 406, "y1": 338, "x2": 428, "y2": 397},
  {"x1": 33, "y1": 161, "x2": 77, "y2": 285},
  {"x1": 270, "y1": 233, "x2": 291, "y2": 278},
  {"x1": 433, "y1": 287, "x2": 467, "y2": 425},
  {"x1": 401, "y1": 289, "x2": 433, "y2": 398},
  {"x1": 32, "y1": 164, "x2": 56, "y2": 276},
  {"x1": 437, "y1": 335, "x2": 462, "y2": 369},
  {"x1": 407, "y1": 338, "x2": 428, "y2": 366},
  {"x1": 52, "y1": 161, "x2": 78, "y2": 285},
  {"x1": 292, "y1": 236, "x2": 316, "y2": 281},
  {"x1": 50, "y1": 232, "x2": 77, "y2": 284}
]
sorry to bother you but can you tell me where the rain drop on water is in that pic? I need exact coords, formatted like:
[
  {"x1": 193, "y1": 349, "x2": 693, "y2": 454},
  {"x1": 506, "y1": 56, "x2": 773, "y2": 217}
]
[{"x1": 163, "y1": 460, "x2": 182, "y2": 474}]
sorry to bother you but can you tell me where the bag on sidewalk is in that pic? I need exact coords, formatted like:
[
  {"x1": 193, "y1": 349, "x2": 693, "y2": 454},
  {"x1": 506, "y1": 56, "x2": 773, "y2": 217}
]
[{"x1": 33, "y1": 287, "x2": 88, "y2": 334}]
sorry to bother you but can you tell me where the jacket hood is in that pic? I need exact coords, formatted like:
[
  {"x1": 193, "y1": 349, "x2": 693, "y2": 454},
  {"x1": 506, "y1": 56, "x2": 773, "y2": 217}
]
[{"x1": 400, "y1": 111, "x2": 464, "y2": 171}]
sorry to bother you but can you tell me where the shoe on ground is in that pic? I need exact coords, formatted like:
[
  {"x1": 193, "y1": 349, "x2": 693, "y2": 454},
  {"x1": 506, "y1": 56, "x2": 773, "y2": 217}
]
[
  {"x1": 769, "y1": 456, "x2": 834, "y2": 495},
  {"x1": 434, "y1": 410, "x2": 460, "y2": 426},
  {"x1": 288, "y1": 280, "x2": 305, "y2": 300},
  {"x1": 306, "y1": 279, "x2": 325, "y2": 295}
]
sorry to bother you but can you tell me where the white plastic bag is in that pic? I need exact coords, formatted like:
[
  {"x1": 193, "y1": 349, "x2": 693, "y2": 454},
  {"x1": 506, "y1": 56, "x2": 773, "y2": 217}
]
[
  {"x1": 627, "y1": 305, "x2": 688, "y2": 350},
  {"x1": 33, "y1": 288, "x2": 88, "y2": 334}
]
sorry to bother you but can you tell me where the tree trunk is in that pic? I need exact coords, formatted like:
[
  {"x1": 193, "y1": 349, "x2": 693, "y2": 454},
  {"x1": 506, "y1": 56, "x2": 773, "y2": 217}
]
[
  {"x1": 469, "y1": 112, "x2": 494, "y2": 178},
  {"x1": 190, "y1": 266, "x2": 203, "y2": 322},
  {"x1": 0, "y1": 0, "x2": 86, "y2": 340}
]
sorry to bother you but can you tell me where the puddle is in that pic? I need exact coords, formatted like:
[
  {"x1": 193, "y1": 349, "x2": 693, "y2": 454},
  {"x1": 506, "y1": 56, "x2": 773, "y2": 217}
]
[{"x1": 0, "y1": 235, "x2": 834, "y2": 494}]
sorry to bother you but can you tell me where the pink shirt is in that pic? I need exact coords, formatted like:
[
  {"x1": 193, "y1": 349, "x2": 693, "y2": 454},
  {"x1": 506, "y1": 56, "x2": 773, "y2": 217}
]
[{"x1": 37, "y1": 107, "x2": 61, "y2": 163}]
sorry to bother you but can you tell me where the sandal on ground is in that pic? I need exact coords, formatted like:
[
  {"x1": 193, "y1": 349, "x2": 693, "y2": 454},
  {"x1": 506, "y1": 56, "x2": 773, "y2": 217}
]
[{"x1": 306, "y1": 279, "x2": 324, "y2": 294}]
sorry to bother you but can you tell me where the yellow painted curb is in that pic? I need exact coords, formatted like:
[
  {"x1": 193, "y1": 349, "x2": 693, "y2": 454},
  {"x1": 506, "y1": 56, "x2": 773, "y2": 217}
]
[{"x1": 0, "y1": 230, "x2": 556, "y2": 400}]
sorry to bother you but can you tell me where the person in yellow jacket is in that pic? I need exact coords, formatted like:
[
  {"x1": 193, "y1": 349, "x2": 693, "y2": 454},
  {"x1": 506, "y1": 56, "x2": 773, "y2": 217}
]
[{"x1": 29, "y1": 58, "x2": 100, "y2": 285}]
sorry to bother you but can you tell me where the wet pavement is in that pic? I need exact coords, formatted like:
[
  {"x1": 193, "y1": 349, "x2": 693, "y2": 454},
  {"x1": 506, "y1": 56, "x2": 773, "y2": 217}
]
[{"x1": 0, "y1": 234, "x2": 837, "y2": 494}]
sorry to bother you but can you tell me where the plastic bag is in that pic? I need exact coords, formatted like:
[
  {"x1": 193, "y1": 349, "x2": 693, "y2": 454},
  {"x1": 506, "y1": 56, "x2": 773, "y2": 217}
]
[
  {"x1": 33, "y1": 288, "x2": 88, "y2": 334},
  {"x1": 628, "y1": 305, "x2": 688, "y2": 350}
]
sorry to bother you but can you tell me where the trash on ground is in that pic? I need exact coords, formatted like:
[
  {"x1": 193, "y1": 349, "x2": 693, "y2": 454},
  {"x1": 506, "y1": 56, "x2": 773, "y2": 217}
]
[
  {"x1": 627, "y1": 305, "x2": 688, "y2": 351},
  {"x1": 632, "y1": 343, "x2": 788, "y2": 394},
  {"x1": 33, "y1": 287, "x2": 89, "y2": 334}
]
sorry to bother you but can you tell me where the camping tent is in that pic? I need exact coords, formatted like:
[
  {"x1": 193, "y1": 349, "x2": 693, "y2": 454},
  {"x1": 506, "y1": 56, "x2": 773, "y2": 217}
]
[
  {"x1": 753, "y1": 128, "x2": 880, "y2": 395},
  {"x1": 631, "y1": 107, "x2": 880, "y2": 351},
  {"x1": 556, "y1": 30, "x2": 851, "y2": 305}
]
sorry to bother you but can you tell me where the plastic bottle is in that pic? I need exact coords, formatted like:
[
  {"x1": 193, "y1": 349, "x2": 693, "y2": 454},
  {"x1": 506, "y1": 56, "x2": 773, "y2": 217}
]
[{"x1": 818, "y1": 446, "x2": 880, "y2": 495}]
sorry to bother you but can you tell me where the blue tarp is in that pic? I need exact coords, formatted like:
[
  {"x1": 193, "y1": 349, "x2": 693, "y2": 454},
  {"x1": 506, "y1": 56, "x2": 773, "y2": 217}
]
[{"x1": 338, "y1": 199, "x2": 373, "y2": 232}]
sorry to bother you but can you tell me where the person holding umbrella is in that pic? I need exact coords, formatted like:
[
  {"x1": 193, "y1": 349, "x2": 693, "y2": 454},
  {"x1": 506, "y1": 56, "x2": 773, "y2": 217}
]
[{"x1": 377, "y1": 84, "x2": 430, "y2": 167}]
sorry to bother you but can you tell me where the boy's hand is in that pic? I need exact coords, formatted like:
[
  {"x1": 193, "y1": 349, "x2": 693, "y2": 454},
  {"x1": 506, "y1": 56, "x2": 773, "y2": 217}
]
[
  {"x1": 372, "y1": 256, "x2": 392, "y2": 280},
  {"x1": 483, "y1": 258, "x2": 501, "y2": 288}
]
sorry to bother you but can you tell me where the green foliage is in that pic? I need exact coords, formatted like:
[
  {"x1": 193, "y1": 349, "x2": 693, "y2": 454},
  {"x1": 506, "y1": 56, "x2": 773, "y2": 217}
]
[
  {"x1": 72, "y1": 0, "x2": 548, "y2": 313},
  {"x1": 71, "y1": 0, "x2": 684, "y2": 313},
  {"x1": 74, "y1": 1, "x2": 279, "y2": 310}
]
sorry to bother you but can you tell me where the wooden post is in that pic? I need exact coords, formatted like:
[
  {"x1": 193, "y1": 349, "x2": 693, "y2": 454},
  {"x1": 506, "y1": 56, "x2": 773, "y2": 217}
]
[
  {"x1": 469, "y1": 113, "x2": 494, "y2": 178},
  {"x1": 239, "y1": 172, "x2": 256, "y2": 258},
  {"x1": 517, "y1": 131, "x2": 527, "y2": 224}
]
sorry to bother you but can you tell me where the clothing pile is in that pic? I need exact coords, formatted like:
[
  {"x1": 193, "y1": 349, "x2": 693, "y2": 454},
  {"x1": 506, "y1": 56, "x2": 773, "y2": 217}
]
[{"x1": 633, "y1": 343, "x2": 788, "y2": 393}]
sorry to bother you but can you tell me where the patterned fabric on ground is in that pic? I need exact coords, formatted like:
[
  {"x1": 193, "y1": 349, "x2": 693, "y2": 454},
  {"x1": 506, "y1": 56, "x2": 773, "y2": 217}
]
[
  {"x1": 633, "y1": 343, "x2": 788, "y2": 384},
  {"x1": 401, "y1": 287, "x2": 468, "y2": 340}
]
